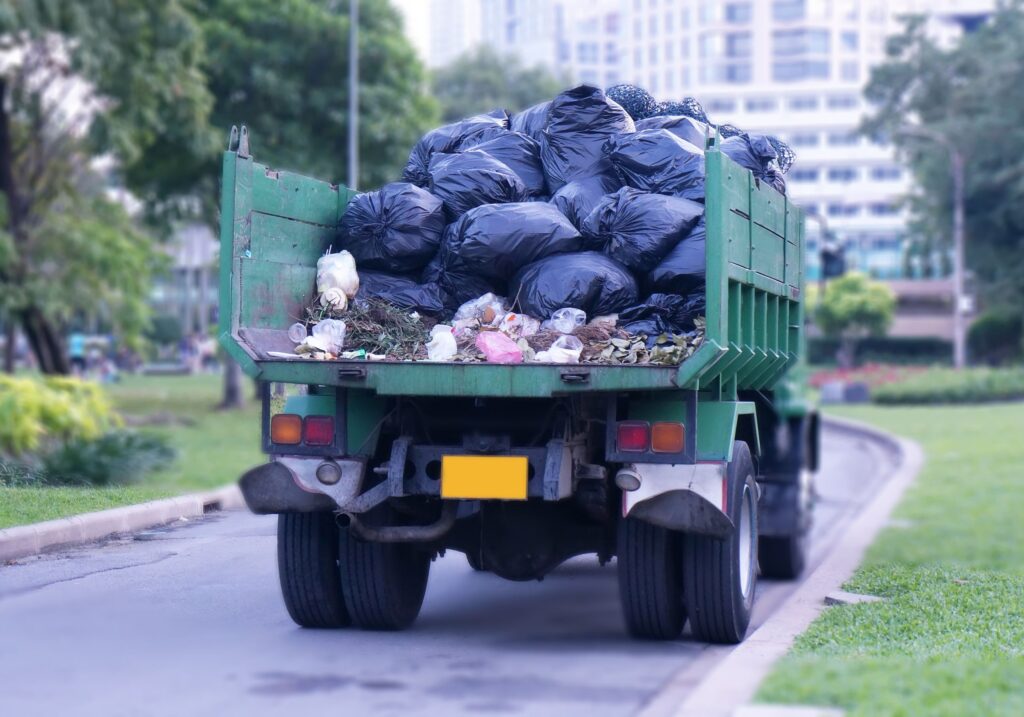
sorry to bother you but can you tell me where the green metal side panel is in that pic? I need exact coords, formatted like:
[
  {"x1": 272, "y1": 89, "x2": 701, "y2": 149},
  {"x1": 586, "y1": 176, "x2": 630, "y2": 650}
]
[
  {"x1": 283, "y1": 394, "x2": 335, "y2": 417},
  {"x1": 695, "y1": 400, "x2": 757, "y2": 462}
]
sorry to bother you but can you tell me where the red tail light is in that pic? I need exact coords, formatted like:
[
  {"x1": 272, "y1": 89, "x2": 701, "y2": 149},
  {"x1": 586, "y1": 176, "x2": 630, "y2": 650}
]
[
  {"x1": 303, "y1": 416, "x2": 335, "y2": 446},
  {"x1": 617, "y1": 422, "x2": 650, "y2": 452}
]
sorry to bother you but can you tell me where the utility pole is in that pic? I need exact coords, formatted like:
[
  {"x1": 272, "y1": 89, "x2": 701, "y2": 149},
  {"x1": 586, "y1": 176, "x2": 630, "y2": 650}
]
[
  {"x1": 348, "y1": 0, "x2": 359, "y2": 190},
  {"x1": 897, "y1": 126, "x2": 967, "y2": 369}
]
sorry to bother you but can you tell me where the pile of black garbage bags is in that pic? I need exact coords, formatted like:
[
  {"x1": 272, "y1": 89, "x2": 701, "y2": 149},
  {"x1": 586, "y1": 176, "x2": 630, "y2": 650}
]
[{"x1": 337, "y1": 84, "x2": 792, "y2": 339}]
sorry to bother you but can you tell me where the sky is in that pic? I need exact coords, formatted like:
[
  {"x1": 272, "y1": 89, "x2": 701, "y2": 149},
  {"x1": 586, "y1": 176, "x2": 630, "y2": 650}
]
[{"x1": 392, "y1": 0, "x2": 432, "y2": 63}]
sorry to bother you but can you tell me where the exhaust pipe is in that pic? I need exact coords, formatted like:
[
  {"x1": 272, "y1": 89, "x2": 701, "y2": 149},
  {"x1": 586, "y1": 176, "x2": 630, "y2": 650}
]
[{"x1": 344, "y1": 502, "x2": 458, "y2": 543}]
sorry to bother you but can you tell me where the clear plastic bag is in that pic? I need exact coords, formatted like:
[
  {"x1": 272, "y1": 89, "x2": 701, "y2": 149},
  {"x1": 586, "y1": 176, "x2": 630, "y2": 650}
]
[
  {"x1": 453, "y1": 293, "x2": 508, "y2": 326},
  {"x1": 535, "y1": 334, "x2": 584, "y2": 364},
  {"x1": 542, "y1": 308, "x2": 587, "y2": 334}
]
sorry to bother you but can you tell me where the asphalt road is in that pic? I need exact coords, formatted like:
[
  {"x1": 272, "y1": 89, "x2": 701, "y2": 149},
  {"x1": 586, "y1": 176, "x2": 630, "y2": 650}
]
[{"x1": 0, "y1": 425, "x2": 893, "y2": 717}]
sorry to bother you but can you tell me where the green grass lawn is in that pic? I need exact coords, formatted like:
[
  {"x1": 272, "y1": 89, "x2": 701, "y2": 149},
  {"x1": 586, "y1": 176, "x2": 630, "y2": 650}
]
[
  {"x1": 757, "y1": 402, "x2": 1024, "y2": 716},
  {"x1": 0, "y1": 373, "x2": 262, "y2": 530}
]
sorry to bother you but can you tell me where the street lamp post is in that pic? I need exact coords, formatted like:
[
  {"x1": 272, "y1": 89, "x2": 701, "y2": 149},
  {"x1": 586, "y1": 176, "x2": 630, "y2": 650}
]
[
  {"x1": 348, "y1": 0, "x2": 359, "y2": 190},
  {"x1": 898, "y1": 126, "x2": 967, "y2": 369}
]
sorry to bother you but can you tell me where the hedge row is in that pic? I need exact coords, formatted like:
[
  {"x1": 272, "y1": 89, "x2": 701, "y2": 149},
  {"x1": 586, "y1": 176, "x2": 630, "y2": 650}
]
[{"x1": 872, "y1": 367, "x2": 1024, "y2": 405}]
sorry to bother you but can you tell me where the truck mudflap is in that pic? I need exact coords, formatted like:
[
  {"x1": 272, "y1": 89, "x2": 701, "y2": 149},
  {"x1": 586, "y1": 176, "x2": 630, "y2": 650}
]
[
  {"x1": 239, "y1": 456, "x2": 366, "y2": 513},
  {"x1": 620, "y1": 462, "x2": 735, "y2": 538}
]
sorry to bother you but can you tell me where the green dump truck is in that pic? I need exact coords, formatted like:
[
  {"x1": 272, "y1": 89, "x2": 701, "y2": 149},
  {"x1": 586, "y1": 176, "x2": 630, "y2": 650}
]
[{"x1": 222, "y1": 126, "x2": 818, "y2": 644}]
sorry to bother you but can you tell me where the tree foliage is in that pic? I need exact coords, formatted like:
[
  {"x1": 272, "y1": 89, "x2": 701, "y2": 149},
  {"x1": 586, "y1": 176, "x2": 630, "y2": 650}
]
[
  {"x1": 432, "y1": 46, "x2": 567, "y2": 122},
  {"x1": 815, "y1": 273, "x2": 896, "y2": 368},
  {"x1": 862, "y1": 7, "x2": 1024, "y2": 312}
]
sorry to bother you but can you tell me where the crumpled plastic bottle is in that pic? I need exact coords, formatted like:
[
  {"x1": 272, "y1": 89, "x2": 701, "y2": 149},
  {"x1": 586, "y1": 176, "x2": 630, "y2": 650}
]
[
  {"x1": 426, "y1": 325, "x2": 458, "y2": 361},
  {"x1": 542, "y1": 307, "x2": 587, "y2": 334}
]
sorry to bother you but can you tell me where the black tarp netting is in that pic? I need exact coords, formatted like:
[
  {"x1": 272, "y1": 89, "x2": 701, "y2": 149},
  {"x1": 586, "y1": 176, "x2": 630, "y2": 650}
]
[
  {"x1": 510, "y1": 251, "x2": 639, "y2": 319},
  {"x1": 548, "y1": 159, "x2": 623, "y2": 229},
  {"x1": 338, "y1": 182, "x2": 445, "y2": 273},
  {"x1": 441, "y1": 202, "x2": 583, "y2": 283},
  {"x1": 466, "y1": 131, "x2": 547, "y2": 198},
  {"x1": 428, "y1": 151, "x2": 528, "y2": 220},
  {"x1": 606, "y1": 129, "x2": 706, "y2": 201},
  {"x1": 539, "y1": 85, "x2": 635, "y2": 193},
  {"x1": 402, "y1": 110, "x2": 510, "y2": 187},
  {"x1": 581, "y1": 187, "x2": 704, "y2": 273},
  {"x1": 656, "y1": 98, "x2": 710, "y2": 124},
  {"x1": 356, "y1": 270, "x2": 446, "y2": 315},
  {"x1": 606, "y1": 84, "x2": 659, "y2": 121},
  {"x1": 645, "y1": 217, "x2": 706, "y2": 296}
]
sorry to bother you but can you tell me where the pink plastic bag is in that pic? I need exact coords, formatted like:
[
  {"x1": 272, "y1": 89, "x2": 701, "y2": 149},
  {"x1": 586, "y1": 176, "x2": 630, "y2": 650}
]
[{"x1": 475, "y1": 331, "x2": 523, "y2": 364}]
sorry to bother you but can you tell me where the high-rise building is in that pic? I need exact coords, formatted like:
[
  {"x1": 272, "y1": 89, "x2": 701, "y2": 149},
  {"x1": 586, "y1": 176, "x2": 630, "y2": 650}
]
[{"x1": 427, "y1": 0, "x2": 483, "y2": 68}]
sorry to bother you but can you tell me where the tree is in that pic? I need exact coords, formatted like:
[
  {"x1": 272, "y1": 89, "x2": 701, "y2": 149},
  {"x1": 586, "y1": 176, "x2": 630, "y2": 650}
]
[
  {"x1": 815, "y1": 273, "x2": 896, "y2": 368},
  {"x1": 188, "y1": 0, "x2": 438, "y2": 406},
  {"x1": 432, "y1": 46, "x2": 567, "y2": 122},
  {"x1": 0, "y1": 1, "x2": 214, "y2": 373},
  {"x1": 862, "y1": 8, "x2": 1024, "y2": 315}
]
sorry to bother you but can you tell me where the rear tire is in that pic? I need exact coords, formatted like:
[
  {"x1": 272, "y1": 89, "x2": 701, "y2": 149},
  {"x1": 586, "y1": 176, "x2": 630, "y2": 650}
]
[
  {"x1": 465, "y1": 551, "x2": 488, "y2": 572},
  {"x1": 617, "y1": 516, "x2": 686, "y2": 640},
  {"x1": 277, "y1": 512, "x2": 351, "y2": 629},
  {"x1": 339, "y1": 526, "x2": 431, "y2": 631},
  {"x1": 684, "y1": 441, "x2": 758, "y2": 644},
  {"x1": 759, "y1": 534, "x2": 806, "y2": 579}
]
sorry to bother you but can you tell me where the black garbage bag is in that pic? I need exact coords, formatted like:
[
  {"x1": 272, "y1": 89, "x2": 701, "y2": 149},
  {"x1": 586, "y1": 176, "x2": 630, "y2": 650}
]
[
  {"x1": 657, "y1": 98, "x2": 710, "y2": 124},
  {"x1": 338, "y1": 182, "x2": 445, "y2": 273},
  {"x1": 606, "y1": 129, "x2": 705, "y2": 201},
  {"x1": 510, "y1": 100, "x2": 550, "y2": 142},
  {"x1": 635, "y1": 115, "x2": 708, "y2": 149},
  {"x1": 539, "y1": 85, "x2": 635, "y2": 194},
  {"x1": 720, "y1": 134, "x2": 786, "y2": 194},
  {"x1": 606, "y1": 84, "x2": 658, "y2": 121},
  {"x1": 356, "y1": 270, "x2": 446, "y2": 315},
  {"x1": 466, "y1": 132, "x2": 547, "y2": 198},
  {"x1": 620, "y1": 292, "x2": 705, "y2": 340},
  {"x1": 581, "y1": 187, "x2": 703, "y2": 273},
  {"x1": 428, "y1": 151, "x2": 528, "y2": 220},
  {"x1": 420, "y1": 254, "x2": 497, "y2": 312},
  {"x1": 442, "y1": 202, "x2": 582, "y2": 283},
  {"x1": 645, "y1": 217, "x2": 706, "y2": 295},
  {"x1": 402, "y1": 110, "x2": 510, "y2": 186},
  {"x1": 548, "y1": 159, "x2": 622, "y2": 229},
  {"x1": 510, "y1": 251, "x2": 639, "y2": 319}
]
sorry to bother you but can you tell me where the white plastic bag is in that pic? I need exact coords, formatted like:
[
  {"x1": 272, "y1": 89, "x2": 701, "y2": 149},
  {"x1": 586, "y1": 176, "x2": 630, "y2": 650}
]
[
  {"x1": 498, "y1": 312, "x2": 541, "y2": 339},
  {"x1": 317, "y1": 251, "x2": 360, "y2": 310},
  {"x1": 542, "y1": 307, "x2": 587, "y2": 334},
  {"x1": 426, "y1": 324, "x2": 458, "y2": 361},
  {"x1": 535, "y1": 334, "x2": 583, "y2": 364},
  {"x1": 298, "y1": 318, "x2": 347, "y2": 355}
]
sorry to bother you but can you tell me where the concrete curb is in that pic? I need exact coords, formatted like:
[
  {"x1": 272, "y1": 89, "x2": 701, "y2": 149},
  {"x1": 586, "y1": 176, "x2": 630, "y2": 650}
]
[
  {"x1": 0, "y1": 485, "x2": 245, "y2": 563},
  {"x1": 670, "y1": 416, "x2": 925, "y2": 717}
]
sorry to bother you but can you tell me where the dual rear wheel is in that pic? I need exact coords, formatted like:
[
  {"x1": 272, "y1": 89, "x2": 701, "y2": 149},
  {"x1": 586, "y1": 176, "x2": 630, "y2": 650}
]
[
  {"x1": 277, "y1": 511, "x2": 430, "y2": 631},
  {"x1": 617, "y1": 441, "x2": 758, "y2": 644}
]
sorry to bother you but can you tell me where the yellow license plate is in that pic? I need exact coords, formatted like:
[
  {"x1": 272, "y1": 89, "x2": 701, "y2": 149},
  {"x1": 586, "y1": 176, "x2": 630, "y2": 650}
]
[{"x1": 441, "y1": 455, "x2": 529, "y2": 500}]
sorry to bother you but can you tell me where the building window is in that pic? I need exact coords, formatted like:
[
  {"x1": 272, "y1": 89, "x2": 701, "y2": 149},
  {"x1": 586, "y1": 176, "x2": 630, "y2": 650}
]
[
  {"x1": 649, "y1": 15, "x2": 658, "y2": 35},
  {"x1": 634, "y1": 48, "x2": 643, "y2": 68},
  {"x1": 665, "y1": 41, "x2": 674, "y2": 61},
  {"x1": 841, "y1": 31, "x2": 858, "y2": 51},
  {"x1": 665, "y1": 11, "x2": 674, "y2": 32},
  {"x1": 827, "y1": 203, "x2": 859, "y2": 217},
  {"x1": 650, "y1": 74, "x2": 659, "y2": 92},
  {"x1": 606, "y1": 71, "x2": 619, "y2": 86},
  {"x1": 788, "y1": 132, "x2": 819, "y2": 147},
  {"x1": 827, "y1": 132, "x2": 858, "y2": 146},
  {"x1": 706, "y1": 98, "x2": 737, "y2": 113},
  {"x1": 745, "y1": 97, "x2": 777, "y2": 112},
  {"x1": 724, "y1": 3, "x2": 752, "y2": 23},
  {"x1": 790, "y1": 168, "x2": 819, "y2": 182},
  {"x1": 869, "y1": 202, "x2": 899, "y2": 216},
  {"x1": 840, "y1": 61, "x2": 859, "y2": 82},
  {"x1": 870, "y1": 166, "x2": 902, "y2": 181},
  {"x1": 827, "y1": 94, "x2": 858, "y2": 109},
  {"x1": 726, "y1": 32, "x2": 752, "y2": 58},
  {"x1": 788, "y1": 96, "x2": 819, "y2": 111},
  {"x1": 605, "y1": 12, "x2": 620, "y2": 34},
  {"x1": 774, "y1": 60, "x2": 830, "y2": 82},
  {"x1": 605, "y1": 42, "x2": 618, "y2": 63},
  {"x1": 773, "y1": 29, "x2": 830, "y2": 56},
  {"x1": 828, "y1": 167, "x2": 858, "y2": 182},
  {"x1": 634, "y1": 18, "x2": 642, "y2": 39},
  {"x1": 773, "y1": 0, "x2": 805, "y2": 22},
  {"x1": 665, "y1": 69, "x2": 675, "y2": 91},
  {"x1": 649, "y1": 45, "x2": 658, "y2": 63},
  {"x1": 580, "y1": 70, "x2": 599, "y2": 84}
]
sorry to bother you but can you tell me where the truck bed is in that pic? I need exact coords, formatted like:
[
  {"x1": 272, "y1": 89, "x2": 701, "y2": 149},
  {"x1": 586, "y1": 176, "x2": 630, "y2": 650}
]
[{"x1": 219, "y1": 129, "x2": 805, "y2": 399}]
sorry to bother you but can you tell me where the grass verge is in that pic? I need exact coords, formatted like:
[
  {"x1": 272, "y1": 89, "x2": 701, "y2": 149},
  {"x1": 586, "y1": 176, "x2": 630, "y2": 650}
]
[
  {"x1": 756, "y1": 402, "x2": 1024, "y2": 716},
  {"x1": 0, "y1": 373, "x2": 261, "y2": 530}
]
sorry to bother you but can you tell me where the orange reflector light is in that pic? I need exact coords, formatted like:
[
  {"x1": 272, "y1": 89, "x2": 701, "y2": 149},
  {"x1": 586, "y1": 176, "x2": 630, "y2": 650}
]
[
  {"x1": 270, "y1": 414, "x2": 302, "y2": 445},
  {"x1": 651, "y1": 422, "x2": 685, "y2": 453},
  {"x1": 617, "y1": 421, "x2": 650, "y2": 452},
  {"x1": 304, "y1": 416, "x2": 335, "y2": 446}
]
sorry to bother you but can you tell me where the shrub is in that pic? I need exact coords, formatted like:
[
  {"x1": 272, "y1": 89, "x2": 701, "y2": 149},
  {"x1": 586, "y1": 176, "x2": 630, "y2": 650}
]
[
  {"x1": 39, "y1": 431, "x2": 176, "y2": 487},
  {"x1": 968, "y1": 309, "x2": 1023, "y2": 366},
  {"x1": 0, "y1": 376, "x2": 120, "y2": 455},
  {"x1": 873, "y1": 367, "x2": 1024, "y2": 405}
]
